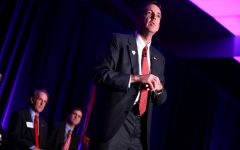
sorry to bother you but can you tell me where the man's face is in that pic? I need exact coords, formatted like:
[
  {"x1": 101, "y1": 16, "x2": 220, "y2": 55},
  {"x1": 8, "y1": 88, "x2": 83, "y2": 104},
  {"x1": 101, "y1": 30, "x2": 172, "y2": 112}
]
[
  {"x1": 69, "y1": 110, "x2": 82, "y2": 126},
  {"x1": 31, "y1": 91, "x2": 48, "y2": 113},
  {"x1": 140, "y1": 4, "x2": 161, "y2": 34}
]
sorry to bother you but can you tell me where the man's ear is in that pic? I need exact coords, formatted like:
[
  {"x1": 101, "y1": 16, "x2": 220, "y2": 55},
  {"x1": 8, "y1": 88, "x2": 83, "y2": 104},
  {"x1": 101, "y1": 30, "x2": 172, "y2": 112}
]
[{"x1": 30, "y1": 97, "x2": 34, "y2": 104}]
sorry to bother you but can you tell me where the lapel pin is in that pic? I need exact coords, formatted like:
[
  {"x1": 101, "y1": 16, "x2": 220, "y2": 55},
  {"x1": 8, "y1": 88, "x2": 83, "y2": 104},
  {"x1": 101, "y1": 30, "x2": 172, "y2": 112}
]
[
  {"x1": 132, "y1": 50, "x2": 136, "y2": 55},
  {"x1": 153, "y1": 56, "x2": 158, "y2": 60}
]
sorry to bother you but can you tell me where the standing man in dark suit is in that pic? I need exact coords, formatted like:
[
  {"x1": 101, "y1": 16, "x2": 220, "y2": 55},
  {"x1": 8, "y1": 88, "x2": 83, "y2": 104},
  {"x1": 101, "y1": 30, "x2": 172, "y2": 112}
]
[
  {"x1": 47, "y1": 107, "x2": 83, "y2": 150},
  {"x1": 88, "y1": 1, "x2": 167, "y2": 150},
  {"x1": 7, "y1": 89, "x2": 48, "y2": 150}
]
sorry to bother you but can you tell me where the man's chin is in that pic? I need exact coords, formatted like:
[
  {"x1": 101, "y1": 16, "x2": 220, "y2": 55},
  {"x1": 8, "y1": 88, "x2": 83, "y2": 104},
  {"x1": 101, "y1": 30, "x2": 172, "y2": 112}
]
[
  {"x1": 36, "y1": 109, "x2": 43, "y2": 113},
  {"x1": 146, "y1": 27, "x2": 158, "y2": 33}
]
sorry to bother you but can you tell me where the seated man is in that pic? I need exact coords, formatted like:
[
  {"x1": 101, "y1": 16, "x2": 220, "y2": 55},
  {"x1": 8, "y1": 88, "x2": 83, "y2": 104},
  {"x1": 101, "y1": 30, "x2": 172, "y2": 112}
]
[
  {"x1": 0, "y1": 125, "x2": 4, "y2": 147},
  {"x1": 0, "y1": 125, "x2": 8, "y2": 150},
  {"x1": 48, "y1": 107, "x2": 83, "y2": 150},
  {"x1": 7, "y1": 89, "x2": 49, "y2": 150}
]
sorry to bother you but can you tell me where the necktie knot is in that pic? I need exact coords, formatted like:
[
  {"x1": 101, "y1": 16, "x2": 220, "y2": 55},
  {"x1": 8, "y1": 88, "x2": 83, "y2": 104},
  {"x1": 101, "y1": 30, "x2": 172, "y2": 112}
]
[
  {"x1": 67, "y1": 130, "x2": 72, "y2": 136},
  {"x1": 142, "y1": 45, "x2": 148, "y2": 57},
  {"x1": 34, "y1": 114, "x2": 38, "y2": 120},
  {"x1": 141, "y1": 45, "x2": 149, "y2": 75}
]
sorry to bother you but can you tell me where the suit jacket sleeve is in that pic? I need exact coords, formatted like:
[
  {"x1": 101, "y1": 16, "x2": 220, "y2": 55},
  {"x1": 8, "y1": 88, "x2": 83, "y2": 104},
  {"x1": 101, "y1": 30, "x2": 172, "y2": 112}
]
[
  {"x1": 47, "y1": 123, "x2": 64, "y2": 150},
  {"x1": 7, "y1": 111, "x2": 34, "y2": 149},
  {"x1": 93, "y1": 34, "x2": 130, "y2": 91},
  {"x1": 151, "y1": 49, "x2": 167, "y2": 105},
  {"x1": 47, "y1": 124, "x2": 57, "y2": 150},
  {"x1": 39, "y1": 117, "x2": 48, "y2": 149}
]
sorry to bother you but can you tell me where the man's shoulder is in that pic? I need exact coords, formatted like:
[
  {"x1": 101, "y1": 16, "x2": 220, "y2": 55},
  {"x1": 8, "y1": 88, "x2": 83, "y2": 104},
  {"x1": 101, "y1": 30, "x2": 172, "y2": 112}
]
[
  {"x1": 12, "y1": 109, "x2": 29, "y2": 117},
  {"x1": 39, "y1": 116, "x2": 48, "y2": 125},
  {"x1": 111, "y1": 32, "x2": 134, "y2": 40},
  {"x1": 52, "y1": 122, "x2": 65, "y2": 127},
  {"x1": 107, "y1": 33, "x2": 135, "y2": 47},
  {"x1": 151, "y1": 46, "x2": 165, "y2": 60},
  {"x1": 8, "y1": 109, "x2": 30, "y2": 125},
  {"x1": 49, "y1": 122, "x2": 65, "y2": 130}
]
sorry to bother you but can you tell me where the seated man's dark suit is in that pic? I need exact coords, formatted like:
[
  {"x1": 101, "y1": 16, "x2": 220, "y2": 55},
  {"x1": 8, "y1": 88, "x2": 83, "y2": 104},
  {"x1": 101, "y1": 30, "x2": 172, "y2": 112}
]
[
  {"x1": 48, "y1": 122, "x2": 80, "y2": 150},
  {"x1": 7, "y1": 109, "x2": 48, "y2": 150}
]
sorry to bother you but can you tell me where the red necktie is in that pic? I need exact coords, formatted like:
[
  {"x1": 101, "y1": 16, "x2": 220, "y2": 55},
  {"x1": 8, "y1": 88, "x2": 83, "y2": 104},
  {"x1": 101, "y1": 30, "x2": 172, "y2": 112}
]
[
  {"x1": 34, "y1": 114, "x2": 39, "y2": 148},
  {"x1": 63, "y1": 130, "x2": 72, "y2": 150},
  {"x1": 139, "y1": 45, "x2": 150, "y2": 116}
]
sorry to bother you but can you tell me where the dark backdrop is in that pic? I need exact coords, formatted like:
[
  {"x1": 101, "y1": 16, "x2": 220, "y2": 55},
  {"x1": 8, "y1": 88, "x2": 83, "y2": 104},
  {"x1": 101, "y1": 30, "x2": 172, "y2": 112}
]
[{"x1": 1, "y1": 0, "x2": 240, "y2": 149}]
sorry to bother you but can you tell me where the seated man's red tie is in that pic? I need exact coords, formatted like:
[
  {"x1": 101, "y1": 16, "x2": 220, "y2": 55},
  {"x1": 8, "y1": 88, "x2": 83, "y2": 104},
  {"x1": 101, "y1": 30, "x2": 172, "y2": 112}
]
[
  {"x1": 34, "y1": 114, "x2": 39, "y2": 148},
  {"x1": 63, "y1": 130, "x2": 72, "y2": 150}
]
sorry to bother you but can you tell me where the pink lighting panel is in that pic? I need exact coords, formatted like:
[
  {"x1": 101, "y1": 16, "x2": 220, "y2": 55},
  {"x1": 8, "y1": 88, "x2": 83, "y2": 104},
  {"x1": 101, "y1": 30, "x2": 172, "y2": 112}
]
[
  {"x1": 234, "y1": 56, "x2": 240, "y2": 63},
  {"x1": 190, "y1": 0, "x2": 240, "y2": 36}
]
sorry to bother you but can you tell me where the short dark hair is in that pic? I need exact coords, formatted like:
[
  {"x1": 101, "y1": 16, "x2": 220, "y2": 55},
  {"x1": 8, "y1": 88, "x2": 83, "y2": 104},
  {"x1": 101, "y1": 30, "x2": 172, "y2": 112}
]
[
  {"x1": 136, "y1": 1, "x2": 162, "y2": 16},
  {"x1": 69, "y1": 107, "x2": 82, "y2": 115},
  {"x1": 31, "y1": 89, "x2": 49, "y2": 99}
]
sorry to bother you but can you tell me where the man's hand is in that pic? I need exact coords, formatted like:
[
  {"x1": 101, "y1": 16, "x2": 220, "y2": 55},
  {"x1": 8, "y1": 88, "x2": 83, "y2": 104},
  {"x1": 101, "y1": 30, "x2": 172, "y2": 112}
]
[
  {"x1": 30, "y1": 146, "x2": 43, "y2": 150},
  {"x1": 131, "y1": 74, "x2": 163, "y2": 91},
  {"x1": 83, "y1": 135, "x2": 90, "y2": 146}
]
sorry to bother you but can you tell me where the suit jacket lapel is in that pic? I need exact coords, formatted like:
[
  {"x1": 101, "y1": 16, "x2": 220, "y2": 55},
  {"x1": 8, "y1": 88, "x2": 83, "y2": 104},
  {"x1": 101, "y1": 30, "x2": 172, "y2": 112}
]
[
  {"x1": 39, "y1": 117, "x2": 47, "y2": 146},
  {"x1": 150, "y1": 47, "x2": 158, "y2": 75},
  {"x1": 127, "y1": 34, "x2": 139, "y2": 75},
  {"x1": 26, "y1": 110, "x2": 35, "y2": 139}
]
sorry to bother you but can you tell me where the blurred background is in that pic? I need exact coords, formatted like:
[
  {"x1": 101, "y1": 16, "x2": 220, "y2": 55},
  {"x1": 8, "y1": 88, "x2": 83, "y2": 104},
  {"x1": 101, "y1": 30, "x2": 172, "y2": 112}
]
[{"x1": 0, "y1": 0, "x2": 240, "y2": 149}]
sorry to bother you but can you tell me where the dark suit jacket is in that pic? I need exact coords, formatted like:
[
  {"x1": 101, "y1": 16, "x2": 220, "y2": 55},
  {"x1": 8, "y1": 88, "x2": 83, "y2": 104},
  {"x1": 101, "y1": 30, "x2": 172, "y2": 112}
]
[
  {"x1": 0, "y1": 125, "x2": 5, "y2": 149},
  {"x1": 7, "y1": 109, "x2": 48, "y2": 150},
  {"x1": 88, "y1": 33, "x2": 167, "y2": 149},
  {"x1": 47, "y1": 122, "x2": 80, "y2": 150}
]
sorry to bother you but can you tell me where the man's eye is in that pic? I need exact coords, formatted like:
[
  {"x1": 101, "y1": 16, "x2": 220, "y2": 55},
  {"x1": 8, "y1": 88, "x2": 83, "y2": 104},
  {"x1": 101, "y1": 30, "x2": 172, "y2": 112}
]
[{"x1": 146, "y1": 11, "x2": 152, "y2": 15}]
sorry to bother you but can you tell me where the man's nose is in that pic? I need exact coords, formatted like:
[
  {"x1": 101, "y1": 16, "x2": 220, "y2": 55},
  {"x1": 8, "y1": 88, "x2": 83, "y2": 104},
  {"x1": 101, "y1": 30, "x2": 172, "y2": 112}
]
[{"x1": 151, "y1": 14, "x2": 156, "y2": 20}]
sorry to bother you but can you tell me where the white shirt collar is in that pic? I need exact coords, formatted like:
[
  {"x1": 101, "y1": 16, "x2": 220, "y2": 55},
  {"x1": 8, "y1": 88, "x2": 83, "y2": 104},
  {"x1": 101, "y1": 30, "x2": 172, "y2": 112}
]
[
  {"x1": 65, "y1": 123, "x2": 73, "y2": 137},
  {"x1": 135, "y1": 31, "x2": 151, "y2": 50},
  {"x1": 29, "y1": 107, "x2": 37, "y2": 122}
]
